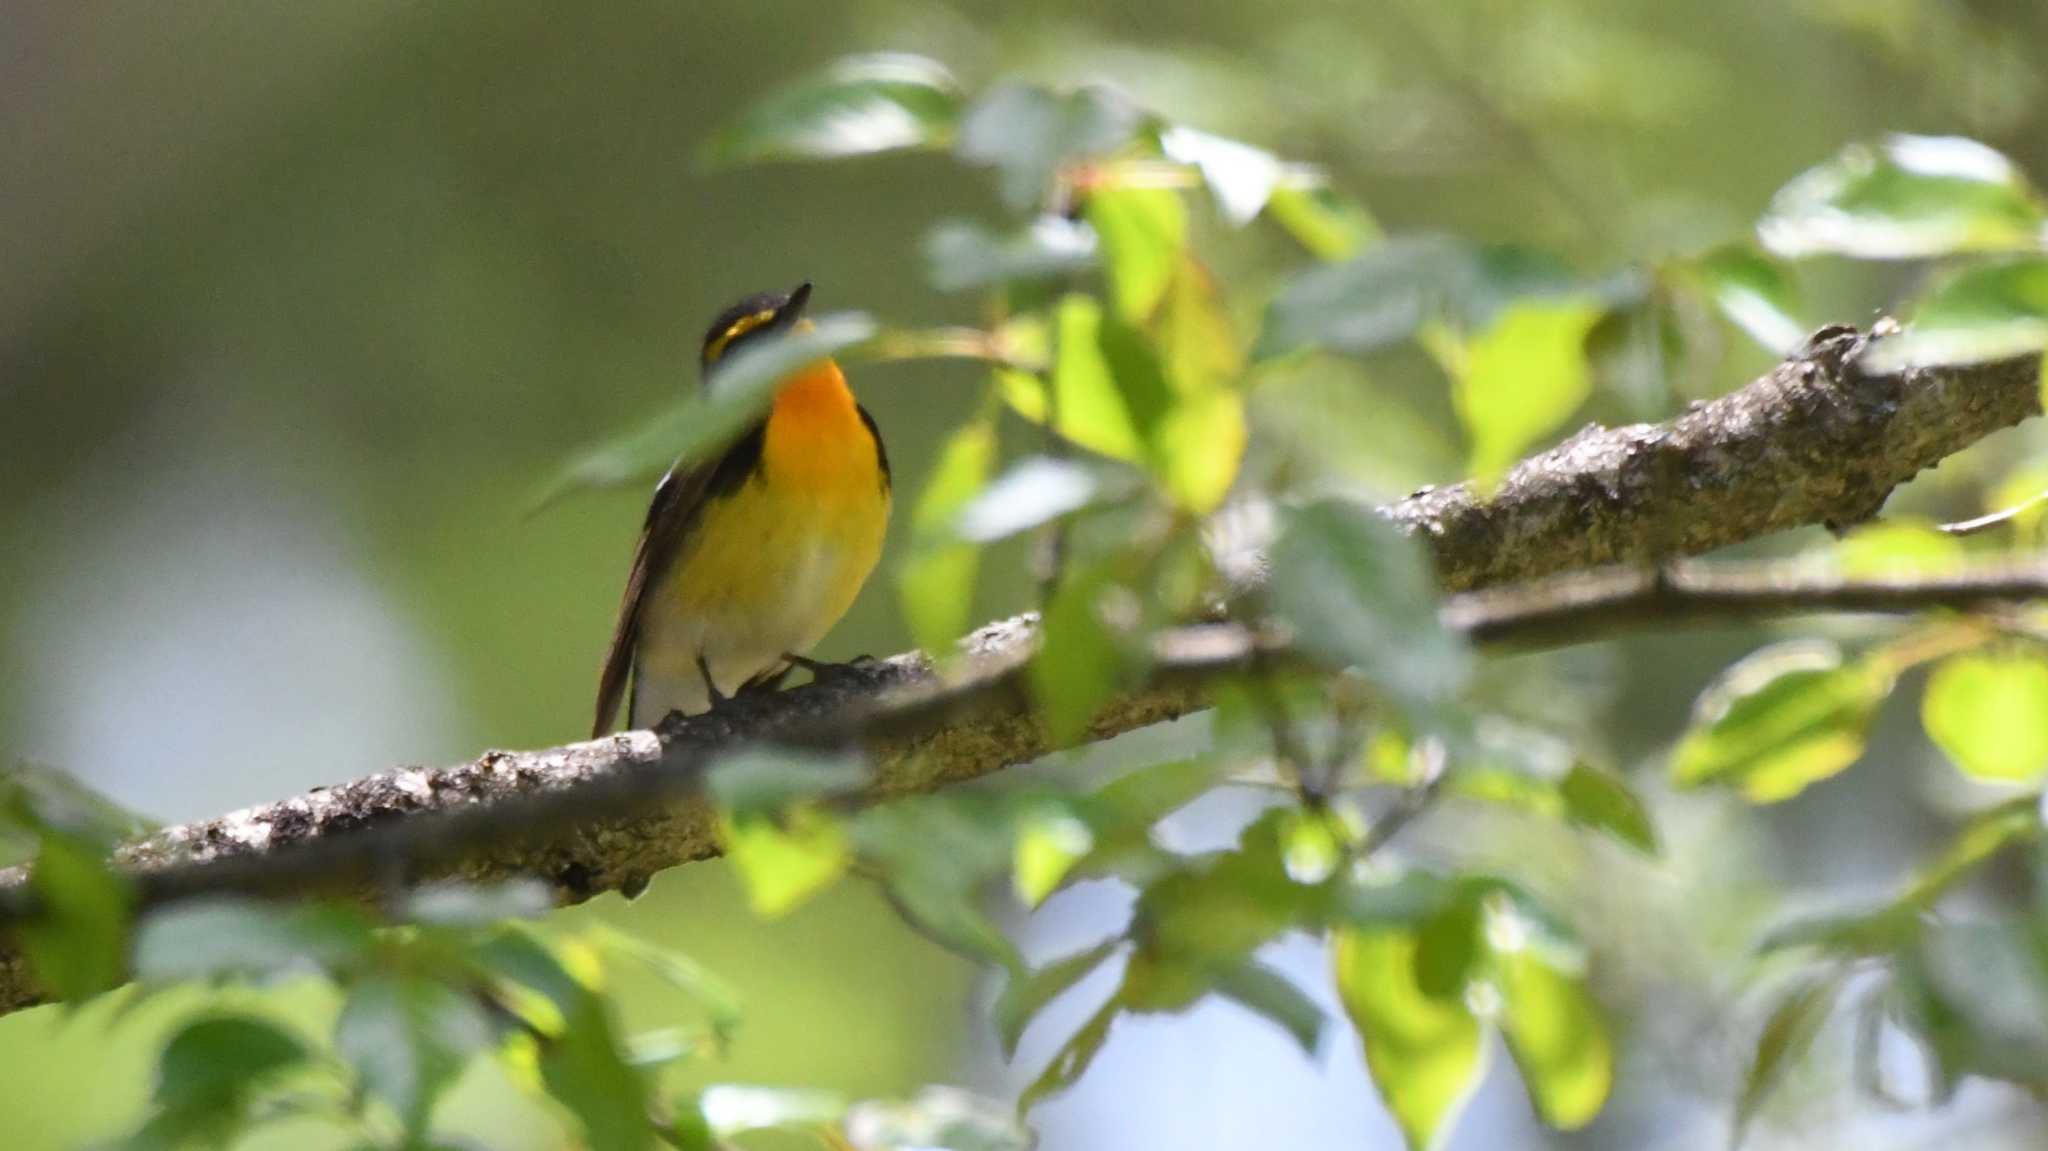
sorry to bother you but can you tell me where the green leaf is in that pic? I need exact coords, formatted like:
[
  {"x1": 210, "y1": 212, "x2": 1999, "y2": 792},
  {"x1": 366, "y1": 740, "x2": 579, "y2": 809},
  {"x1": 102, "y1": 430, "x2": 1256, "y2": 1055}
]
[
  {"x1": 1020, "y1": 999, "x2": 1118, "y2": 1113},
  {"x1": 1558, "y1": 764, "x2": 1659, "y2": 854},
  {"x1": 1049, "y1": 293, "x2": 1150, "y2": 461},
  {"x1": 1735, "y1": 971, "x2": 1845, "y2": 1143},
  {"x1": 1211, "y1": 958, "x2": 1327, "y2": 1056},
  {"x1": 538, "y1": 982, "x2": 652, "y2": 1151},
  {"x1": 1863, "y1": 257, "x2": 2048, "y2": 373},
  {"x1": 466, "y1": 927, "x2": 591, "y2": 1037},
  {"x1": 994, "y1": 940, "x2": 1122, "y2": 1058},
  {"x1": 1493, "y1": 949, "x2": 1613, "y2": 1131},
  {"x1": 956, "y1": 83, "x2": 1140, "y2": 212},
  {"x1": 720, "y1": 808, "x2": 850, "y2": 917},
  {"x1": 1836, "y1": 519, "x2": 1967, "y2": 578},
  {"x1": 1135, "y1": 813, "x2": 1324, "y2": 972},
  {"x1": 155, "y1": 1013, "x2": 307, "y2": 1111},
  {"x1": 336, "y1": 975, "x2": 493, "y2": 1133},
  {"x1": 1903, "y1": 798, "x2": 2043, "y2": 907},
  {"x1": 587, "y1": 925, "x2": 744, "y2": 1045},
  {"x1": 898, "y1": 417, "x2": 998, "y2": 653},
  {"x1": 1086, "y1": 186, "x2": 1188, "y2": 322},
  {"x1": 1922, "y1": 651, "x2": 2048, "y2": 783},
  {"x1": 1012, "y1": 810, "x2": 1094, "y2": 907},
  {"x1": 1333, "y1": 928, "x2": 1485, "y2": 1151},
  {"x1": 133, "y1": 897, "x2": 375, "y2": 984},
  {"x1": 1688, "y1": 243, "x2": 1807, "y2": 355},
  {"x1": 1412, "y1": 890, "x2": 1483, "y2": 1001},
  {"x1": 699, "y1": 53, "x2": 961, "y2": 167},
  {"x1": 955, "y1": 455, "x2": 1103, "y2": 543},
  {"x1": 1031, "y1": 560, "x2": 1132, "y2": 746},
  {"x1": 1671, "y1": 641, "x2": 1891, "y2": 803},
  {"x1": 1255, "y1": 234, "x2": 1480, "y2": 360},
  {"x1": 20, "y1": 830, "x2": 133, "y2": 1001},
  {"x1": 530, "y1": 313, "x2": 877, "y2": 509},
  {"x1": 1266, "y1": 499, "x2": 1470, "y2": 718},
  {"x1": 1759, "y1": 135, "x2": 2048, "y2": 259},
  {"x1": 1452, "y1": 297, "x2": 1605, "y2": 478},
  {"x1": 707, "y1": 747, "x2": 867, "y2": 814},
  {"x1": 1153, "y1": 259, "x2": 1247, "y2": 512},
  {"x1": 851, "y1": 797, "x2": 1023, "y2": 970},
  {"x1": 1262, "y1": 184, "x2": 1382, "y2": 261},
  {"x1": 923, "y1": 217, "x2": 1097, "y2": 293},
  {"x1": 1159, "y1": 126, "x2": 1285, "y2": 227}
]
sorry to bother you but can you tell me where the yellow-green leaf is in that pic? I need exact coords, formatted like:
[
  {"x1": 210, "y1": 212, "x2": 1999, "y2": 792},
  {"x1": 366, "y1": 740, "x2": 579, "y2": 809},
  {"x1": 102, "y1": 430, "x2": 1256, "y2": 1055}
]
[
  {"x1": 898, "y1": 418, "x2": 998, "y2": 652},
  {"x1": 1671, "y1": 642, "x2": 1890, "y2": 803},
  {"x1": 1263, "y1": 184, "x2": 1382, "y2": 262},
  {"x1": 1334, "y1": 928, "x2": 1486, "y2": 1151},
  {"x1": 1922, "y1": 652, "x2": 2048, "y2": 783},
  {"x1": 1759, "y1": 135, "x2": 2048, "y2": 259},
  {"x1": 719, "y1": 808, "x2": 849, "y2": 917},
  {"x1": 1836, "y1": 519, "x2": 1967, "y2": 578},
  {"x1": 1453, "y1": 298, "x2": 1605, "y2": 479},
  {"x1": 1087, "y1": 185, "x2": 1188, "y2": 322},
  {"x1": 1493, "y1": 949, "x2": 1613, "y2": 1130}
]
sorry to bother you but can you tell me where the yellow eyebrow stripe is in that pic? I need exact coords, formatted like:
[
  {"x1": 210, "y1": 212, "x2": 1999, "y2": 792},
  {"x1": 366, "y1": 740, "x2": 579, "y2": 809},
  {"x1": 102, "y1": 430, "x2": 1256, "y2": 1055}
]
[{"x1": 706, "y1": 308, "x2": 779, "y2": 363}]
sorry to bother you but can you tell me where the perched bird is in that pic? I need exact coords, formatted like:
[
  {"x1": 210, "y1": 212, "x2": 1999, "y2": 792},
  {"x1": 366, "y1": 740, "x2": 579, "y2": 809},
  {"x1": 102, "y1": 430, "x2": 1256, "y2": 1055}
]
[{"x1": 592, "y1": 283, "x2": 890, "y2": 735}]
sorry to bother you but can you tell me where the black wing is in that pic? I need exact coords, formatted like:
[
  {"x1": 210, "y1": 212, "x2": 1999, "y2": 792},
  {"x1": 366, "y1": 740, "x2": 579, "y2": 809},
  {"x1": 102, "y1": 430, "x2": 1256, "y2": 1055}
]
[{"x1": 590, "y1": 425, "x2": 766, "y2": 737}]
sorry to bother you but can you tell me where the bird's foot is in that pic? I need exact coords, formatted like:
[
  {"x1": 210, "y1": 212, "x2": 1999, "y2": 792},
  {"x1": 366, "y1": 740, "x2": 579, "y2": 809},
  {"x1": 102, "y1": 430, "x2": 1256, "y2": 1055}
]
[{"x1": 782, "y1": 652, "x2": 879, "y2": 687}]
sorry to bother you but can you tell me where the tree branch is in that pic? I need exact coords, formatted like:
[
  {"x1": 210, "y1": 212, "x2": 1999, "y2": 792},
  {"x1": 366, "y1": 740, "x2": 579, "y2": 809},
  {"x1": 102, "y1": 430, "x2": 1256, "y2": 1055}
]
[{"x1": 0, "y1": 332, "x2": 2038, "y2": 1018}]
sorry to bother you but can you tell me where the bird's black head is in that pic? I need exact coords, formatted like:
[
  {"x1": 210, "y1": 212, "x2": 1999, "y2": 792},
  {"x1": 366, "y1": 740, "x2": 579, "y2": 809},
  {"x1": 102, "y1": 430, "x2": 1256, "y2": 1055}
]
[{"x1": 699, "y1": 281, "x2": 814, "y2": 372}]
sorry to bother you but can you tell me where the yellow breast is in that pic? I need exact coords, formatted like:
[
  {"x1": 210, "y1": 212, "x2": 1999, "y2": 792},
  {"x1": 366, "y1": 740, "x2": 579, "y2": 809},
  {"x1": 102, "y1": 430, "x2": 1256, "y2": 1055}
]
[{"x1": 632, "y1": 360, "x2": 889, "y2": 718}]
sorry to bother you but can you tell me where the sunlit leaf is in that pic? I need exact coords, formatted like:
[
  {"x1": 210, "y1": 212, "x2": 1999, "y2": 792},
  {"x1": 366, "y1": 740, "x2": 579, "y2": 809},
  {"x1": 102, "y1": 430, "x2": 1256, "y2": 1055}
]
[
  {"x1": 1557, "y1": 764, "x2": 1659, "y2": 854},
  {"x1": 1671, "y1": 641, "x2": 1890, "y2": 803},
  {"x1": 337, "y1": 975, "x2": 494, "y2": 1134},
  {"x1": 1086, "y1": 185, "x2": 1188, "y2": 322},
  {"x1": 1493, "y1": 949, "x2": 1613, "y2": 1130},
  {"x1": 133, "y1": 898, "x2": 375, "y2": 985},
  {"x1": 1452, "y1": 297, "x2": 1605, "y2": 478},
  {"x1": 530, "y1": 314, "x2": 877, "y2": 509},
  {"x1": 720, "y1": 808, "x2": 850, "y2": 917},
  {"x1": 20, "y1": 831, "x2": 133, "y2": 1001},
  {"x1": 1861, "y1": 257, "x2": 2048, "y2": 374},
  {"x1": 695, "y1": 1084, "x2": 848, "y2": 1135},
  {"x1": 899, "y1": 417, "x2": 998, "y2": 652},
  {"x1": 954, "y1": 455, "x2": 1104, "y2": 543},
  {"x1": 1735, "y1": 971, "x2": 1844, "y2": 1143},
  {"x1": 1153, "y1": 258, "x2": 1247, "y2": 512},
  {"x1": 1759, "y1": 134, "x2": 2048, "y2": 259},
  {"x1": 1159, "y1": 126, "x2": 1285, "y2": 226},
  {"x1": 956, "y1": 83, "x2": 1141, "y2": 212},
  {"x1": 1334, "y1": 928, "x2": 1486, "y2": 1151},
  {"x1": 994, "y1": 940, "x2": 1122, "y2": 1058},
  {"x1": 1012, "y1": 810, "x2": 1094, "y2": 907},
  {"x1": 1267, "y1": 499, "x2": 1470, "y2": 718},
  {"x1": 1922, "y1": 651, "x2": 2048, "y2": 783},
  {"x1": 923, "y1": 217, "x2": 1097, "y2": 293},
  {"x1": 700, "y1": 54, "x2": 961, "y2": 166},
  {"x1": 1212, "y1": 958, "x2": 1327, "y2": 1056},
  {"x1": 1262, "y1": 184, "x2": 1382, "y2": 261},
  {"x1": 1836, "y1": 519, "x2": 1967, "y2": 578},
  {"x1": 845, "y1": 1086, "x2": 1032, "y2": 1151},
  {"x1": 1688, "y1": 244, "x2": 1807, "y2": 355}
]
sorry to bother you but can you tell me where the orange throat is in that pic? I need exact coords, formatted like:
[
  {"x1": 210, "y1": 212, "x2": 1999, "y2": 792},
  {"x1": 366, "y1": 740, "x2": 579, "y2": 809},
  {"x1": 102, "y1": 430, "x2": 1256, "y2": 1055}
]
[{"x1": 761, "y1": 359, "x2": 871, "y2": 486}]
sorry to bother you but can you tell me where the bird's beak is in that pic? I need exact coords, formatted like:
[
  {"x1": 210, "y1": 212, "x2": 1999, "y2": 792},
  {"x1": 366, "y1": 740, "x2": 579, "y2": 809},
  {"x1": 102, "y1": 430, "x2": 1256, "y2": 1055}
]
[{"x1": 776, "y1": 281, "x2": 814, "y2": 326}]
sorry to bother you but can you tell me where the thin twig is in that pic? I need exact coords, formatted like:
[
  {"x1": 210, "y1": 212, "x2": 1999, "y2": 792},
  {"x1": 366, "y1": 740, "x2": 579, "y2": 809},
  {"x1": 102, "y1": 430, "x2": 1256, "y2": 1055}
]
[{"x1": 1939, "y1": 489, "x2": 2048, "y2": 537}]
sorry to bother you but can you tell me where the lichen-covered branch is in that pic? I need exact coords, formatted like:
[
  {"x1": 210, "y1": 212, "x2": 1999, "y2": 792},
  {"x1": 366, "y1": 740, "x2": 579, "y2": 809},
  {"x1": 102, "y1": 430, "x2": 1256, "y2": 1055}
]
[
  {"x1": 1390, "y1": 328, "x2": 2042, "y2": 590},
  {"x1": 0, "y1": 331, "x2": 2038, "y2": 1018}
]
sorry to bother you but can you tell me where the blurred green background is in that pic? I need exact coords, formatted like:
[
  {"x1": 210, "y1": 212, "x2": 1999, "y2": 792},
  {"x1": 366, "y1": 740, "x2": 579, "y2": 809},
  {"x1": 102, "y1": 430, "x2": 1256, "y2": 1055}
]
[{"x1": 6, "y1": 1, "x2": 2048, "y2": 1148}]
